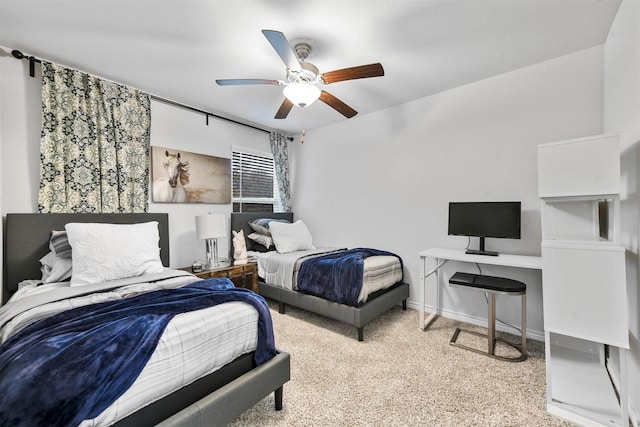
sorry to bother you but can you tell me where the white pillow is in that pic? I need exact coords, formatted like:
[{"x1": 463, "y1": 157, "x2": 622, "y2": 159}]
[
  {"x1": 269, "y1": 220, "x2": 314, "y2": 253},
  {"x1": 65, "y1": 221, "x2": 164, "y2": 286}
]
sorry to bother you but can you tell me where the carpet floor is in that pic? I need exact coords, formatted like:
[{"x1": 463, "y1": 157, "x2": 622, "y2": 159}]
[{"x1": 229, "y1": 301, "x2": 571, "y2": 426}]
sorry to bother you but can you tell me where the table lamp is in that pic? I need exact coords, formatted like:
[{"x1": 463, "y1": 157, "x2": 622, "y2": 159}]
[{"x1": 195, "y1": 213, "x2": 227, "y2": 269}]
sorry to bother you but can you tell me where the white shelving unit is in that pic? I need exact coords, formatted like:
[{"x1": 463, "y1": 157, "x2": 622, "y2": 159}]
[{"x1": 538, "y1": 134, "x2": 629, "y2": 426}]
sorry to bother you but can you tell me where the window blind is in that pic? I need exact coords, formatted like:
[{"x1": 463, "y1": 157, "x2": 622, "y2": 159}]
[{"x1": 232, "y1": 149, "x2": 277, "y2": 212}]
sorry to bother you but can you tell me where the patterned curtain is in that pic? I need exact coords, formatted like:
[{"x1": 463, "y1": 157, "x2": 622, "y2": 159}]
[
  {"x1": 38, "y1": 62, "x2": 151, "y2": 213},
  {"x1": 269, "y1": 131, "x2": 291, "y2": 212}
]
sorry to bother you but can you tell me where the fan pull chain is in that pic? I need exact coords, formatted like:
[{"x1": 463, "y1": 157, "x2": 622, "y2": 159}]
[{"x1": 301, "y1": 129, "x2": 305, "y2": 144}]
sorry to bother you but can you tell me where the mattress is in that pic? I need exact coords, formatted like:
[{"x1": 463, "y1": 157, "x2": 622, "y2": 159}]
[
  {"x1": 251, "y1": 248, "x2": 403, "y2": 303},
  {"x1": 0, "y1": 270, "x2": 259, "y2": 427}
]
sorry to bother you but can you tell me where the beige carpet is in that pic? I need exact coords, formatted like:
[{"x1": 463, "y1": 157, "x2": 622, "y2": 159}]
[{"x1": 229, "y1": 301, "x2": 571, "y2": 426}]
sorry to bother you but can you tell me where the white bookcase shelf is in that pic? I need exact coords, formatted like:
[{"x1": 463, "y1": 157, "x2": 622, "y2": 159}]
[
  {"x1": 538, "y1": 134, "x2": 628, "y2": 426},
  {"x1": 541, "y1": 195, "x2": 619, "y2": 244}
]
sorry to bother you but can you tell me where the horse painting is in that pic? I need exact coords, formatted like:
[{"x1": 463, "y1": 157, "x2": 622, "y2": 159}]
[
  {"x1": 153, "y1": 150, "x2": 190, "y2": 202},
  {"x1": 151, "y1": 145, "x2": 231, "y2": 204}
]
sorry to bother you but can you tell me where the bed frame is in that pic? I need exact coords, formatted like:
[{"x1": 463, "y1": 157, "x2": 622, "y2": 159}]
[
  {"x1": 2, "y1": 212, "x2": 290, "y2": 426},
  {"x1": 231, "y1": 212, "x2": 410, "y2": 341}
]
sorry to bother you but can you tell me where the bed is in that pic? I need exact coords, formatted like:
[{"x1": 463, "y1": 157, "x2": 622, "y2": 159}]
[
  {"x1": 231, "y1": 212, "x2": 410, "y2": 341},
  {"x1": 1, "y1": 212, "x2": 290, "y2": 427}
]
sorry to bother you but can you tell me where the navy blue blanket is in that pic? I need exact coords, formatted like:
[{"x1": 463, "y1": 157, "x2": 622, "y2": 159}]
[
  {"x1": 0, "y1": 278, "x2": 275, "y2": 427},
  {"x1": 297, "y1": 248, "x2": 403, "y2": 306}
]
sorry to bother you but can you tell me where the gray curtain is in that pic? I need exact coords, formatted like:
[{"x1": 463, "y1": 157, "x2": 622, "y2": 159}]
[
  {"x1": 269, "y1": 131, "x2": 291, "y2": 212},
  {"x1": 39, "y1": 61, "x2": 151, "y2": 213}
]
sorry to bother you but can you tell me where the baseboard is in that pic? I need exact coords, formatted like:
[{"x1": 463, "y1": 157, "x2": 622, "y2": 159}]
[{"x1": 406, "y1": 301, "x2": 545, "y2": 342}]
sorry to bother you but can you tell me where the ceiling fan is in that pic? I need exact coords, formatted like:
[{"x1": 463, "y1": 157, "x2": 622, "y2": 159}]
[{"x1": 216, "y1": 30, "x2": 384, "y2": 120}]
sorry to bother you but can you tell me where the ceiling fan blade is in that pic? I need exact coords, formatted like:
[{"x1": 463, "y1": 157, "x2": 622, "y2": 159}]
[
  {"x1": 262, "y1": 30, "x2": 302, "y2": 72},
  {"x1": 319, "y1": 91, "x2": 357, "y2": 118},
  {"x1": 216, "y1": 79, "x2": 281, "y2": 86},
  {"x1": 321, "y1": 63, "x2": 384, "y2": 84},
  {"x1": 274, "y1": 98, "x2": 294, "y2": 119}
]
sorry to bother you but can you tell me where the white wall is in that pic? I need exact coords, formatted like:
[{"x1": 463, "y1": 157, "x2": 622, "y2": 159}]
[
  {"x1": 291, "y1": 46, "x2": 604, "y2": 339},
  {"x1": 148, "y1": 101, "x2": 270, "y2": 268},
  {"x1": 0, "y1": 50, "x2": 41, "y2": 213},
  {"x1": 604, "y1": 0, "x2": 640, "y2": 422},
  {"x1": 0, "y1": 51, "x2": 270, "y2": 302},
  {"x1": 0, "y1": 52, "x2": 40, "y2": 304}
]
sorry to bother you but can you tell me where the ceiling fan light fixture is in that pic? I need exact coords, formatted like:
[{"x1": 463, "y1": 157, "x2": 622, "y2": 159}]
[{"x1": 283, "y1": 83, "x2": 320, "y2": 108}]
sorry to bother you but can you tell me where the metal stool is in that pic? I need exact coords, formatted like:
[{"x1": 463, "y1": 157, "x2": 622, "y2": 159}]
[{"x1": 448, "y1": 272, "x2": 527, "y2": 362}]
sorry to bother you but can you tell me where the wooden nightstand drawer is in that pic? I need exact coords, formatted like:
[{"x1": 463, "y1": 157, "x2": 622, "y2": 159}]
[{"x1": 179, "y1": 263, "x2": 258, "y2": 293}]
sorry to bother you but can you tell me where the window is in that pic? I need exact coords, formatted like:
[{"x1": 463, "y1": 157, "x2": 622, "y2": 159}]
[{"x1": 232, "y1": 147, "x2": 278, "y2": 212}]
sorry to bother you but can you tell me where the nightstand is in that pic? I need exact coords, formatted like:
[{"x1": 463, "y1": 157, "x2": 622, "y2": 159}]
[{"x1": 180, "y1": 262, "x2": 259, "y2": 293}]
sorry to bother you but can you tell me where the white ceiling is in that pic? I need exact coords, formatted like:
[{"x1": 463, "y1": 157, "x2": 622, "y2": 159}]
[{"x1": 0, "y1": 0, "x2": 621, "y2": 134}]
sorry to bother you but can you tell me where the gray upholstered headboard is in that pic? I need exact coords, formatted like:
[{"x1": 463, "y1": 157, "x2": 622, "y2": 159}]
[
  {"x1": 230, "y1": 212, "x2": 294, "y2": 254},
  {"x1": 2, "y1": 213, "x2": 170, "y2": 304}
]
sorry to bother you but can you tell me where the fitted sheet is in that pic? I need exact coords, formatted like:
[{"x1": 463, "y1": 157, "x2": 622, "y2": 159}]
[
  {"x1": 251, "y1": 248, "x2": 403, "y2": 303},
  {"x1": 1, "y1": 271, "x2": 259, "y2": 427}
]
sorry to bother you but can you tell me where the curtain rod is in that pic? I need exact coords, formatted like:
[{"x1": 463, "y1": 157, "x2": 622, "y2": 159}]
[
  {"x1": 11, "y1": 49, "x2": 270, "y2": 134},
  {"x1": 148, "y1": 94, "x2": 270, "y2": 133}
]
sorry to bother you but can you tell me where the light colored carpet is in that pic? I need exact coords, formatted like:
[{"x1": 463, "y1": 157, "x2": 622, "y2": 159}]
[{"x1": 229, "y1": 301, "x2": 571, "y2": 426}]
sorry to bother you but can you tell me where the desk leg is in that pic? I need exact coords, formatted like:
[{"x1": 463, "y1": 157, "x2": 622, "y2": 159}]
[{"x1": 421, "y1": 256, "x2": 444, "y2": 330}]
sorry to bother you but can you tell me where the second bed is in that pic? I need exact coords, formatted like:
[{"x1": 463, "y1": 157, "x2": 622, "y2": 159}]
[{"x1": 230, "y1": 212, "x2": 409, "y2": 341}]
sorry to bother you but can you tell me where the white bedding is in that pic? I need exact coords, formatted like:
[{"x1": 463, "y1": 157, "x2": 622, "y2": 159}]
[
  {"x1": 1, "y1": 270, "x2": 259, "y2": 427},
  {"x1": 1, "y1": 270, "x2": 197, "y2": 341},
  {"x1": 250, "y1": 248, "x2": 403, "y2": 303},
  {"x1": 252, "y1": 247, "x2": 344, "y2": 291}
]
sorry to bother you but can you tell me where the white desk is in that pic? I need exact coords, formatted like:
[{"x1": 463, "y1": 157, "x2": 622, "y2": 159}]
[{"x1": 418, "y1": 247, "x2": 542, "y2": 330}]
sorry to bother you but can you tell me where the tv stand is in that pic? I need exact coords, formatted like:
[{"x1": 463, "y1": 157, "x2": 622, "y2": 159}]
[
  {"x1": 465, "y1": 249, "x2": 498, "y2": 256},
  {"x1": 467, "y1": 236, "x2": 498, "y2": 256}
]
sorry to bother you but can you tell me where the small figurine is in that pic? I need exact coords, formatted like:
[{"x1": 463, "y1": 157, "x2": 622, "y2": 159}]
[{"x1": 232, "y1": 229, "x2": 248, "y2": 265}]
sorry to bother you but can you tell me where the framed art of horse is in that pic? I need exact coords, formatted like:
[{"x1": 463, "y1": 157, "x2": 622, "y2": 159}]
[{"x1": 151, "y1": 146, "x2": 231, "y2": 204}]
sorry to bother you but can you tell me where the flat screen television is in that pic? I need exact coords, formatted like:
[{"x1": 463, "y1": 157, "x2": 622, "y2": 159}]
[{"x1": 448, "y1": 201, "x2": 521, "y2": 256}]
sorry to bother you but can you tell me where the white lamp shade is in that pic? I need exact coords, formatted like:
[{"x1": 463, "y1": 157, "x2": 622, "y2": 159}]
[
  {"x1": 195, "y1": 214, "x2": 226, "y2": 240},
  {"x1": 283, "y1": 83, "x2": 321, "y2": 107}
]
